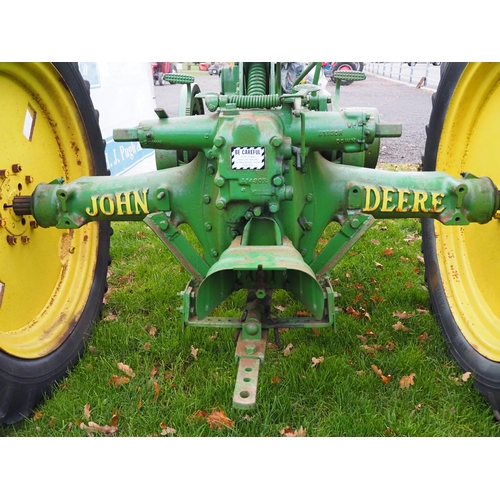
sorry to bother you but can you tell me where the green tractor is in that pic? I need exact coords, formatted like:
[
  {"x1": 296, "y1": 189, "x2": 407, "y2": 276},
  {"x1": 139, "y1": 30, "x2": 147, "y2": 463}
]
[{"x1": 0, "y1": 62, "x2": 499, "y2": 424}]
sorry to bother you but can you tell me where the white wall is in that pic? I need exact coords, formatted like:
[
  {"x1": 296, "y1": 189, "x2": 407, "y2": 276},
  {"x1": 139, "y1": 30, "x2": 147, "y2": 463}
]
[{"x1": 78, "y1": 62, "x2": 157, "y2": 176}]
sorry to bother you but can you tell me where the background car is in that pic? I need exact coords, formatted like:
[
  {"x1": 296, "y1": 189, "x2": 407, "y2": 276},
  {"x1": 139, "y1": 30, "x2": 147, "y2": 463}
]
[
  {"x1": 323, "y1": 62, "x2": 364, "y2": 85},
  {"x1": 151, "y1": 62, "x2": 177, "y2": 85},
  {"x1": 208, "y1": 63, "x2": 224, "y2": 75}
]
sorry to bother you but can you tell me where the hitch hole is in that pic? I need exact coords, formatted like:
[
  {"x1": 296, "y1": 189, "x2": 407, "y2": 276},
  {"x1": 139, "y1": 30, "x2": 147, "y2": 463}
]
[
  {"x1": 240, "y1": 391, "x2": 250, "y2": 399},
  {"x1": 455, "y1": 216, "x2": 461, "y2": 222},
  {"x1": 17, "y1": 183, "x2": 22, "y2": 191},
  {"x1": 21, "y1": 217, "x2": 26, "y2": 226}
]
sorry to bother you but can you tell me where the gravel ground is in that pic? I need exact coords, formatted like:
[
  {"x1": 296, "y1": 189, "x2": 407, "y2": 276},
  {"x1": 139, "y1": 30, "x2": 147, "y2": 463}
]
[{"x1": 154, "y1": 72, "x2": 434, "y2": 165}]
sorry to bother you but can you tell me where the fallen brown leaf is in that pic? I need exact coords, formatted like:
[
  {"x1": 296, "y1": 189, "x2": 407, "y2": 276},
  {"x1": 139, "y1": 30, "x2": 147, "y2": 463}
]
[
  {"x1": 311, "y1": 356, "x2": 324, "y2": 368},
  {"x1": 392, "y1": 321, "x2": 409, "y2": 332},
  {"x1": 108, "y1": 375, "x2": 130, "y2": 387},
  {"x1": 283, "y1": 343, "x2": 293, "y2": 357},
  {"x1": 280, "y1": 425, "x2": 307, "y2": 437},
  {"x1": 271, "y1": 376, "x2": 282, "y2": 384},
  {"x1": 117, "y1": 362, "x2": 135, "y2": 377},
  {"x1": 206, "y1": 410, "x2": 234, "y2": 430},
  {"x1": 83, "y1": 404, "x2": 91, "y2": 420},
  {"x1": 393, "y1": 311, "x2": 414, "y2": 320},
  {"x1": 400, "y1": 373, "x2": 416, "y2": 389},
  {"x1": 33, "y1": 411, "x2": 43, "y2": 421},
  {"x1": 80, "y1": 421, "x2": 118, "y2": 436},
  {"x1": 160, "y1": 422, "x2": 177, "y2": 435},
  {"x1": 371, "y1": 364, "x2": 392, "y2": 384},
  {"x1": 191, "y1": 345, "x2": 199, "y2": 360},
  {"x1": 382, "y1": 247, "x2": 394, "y2": 256}
]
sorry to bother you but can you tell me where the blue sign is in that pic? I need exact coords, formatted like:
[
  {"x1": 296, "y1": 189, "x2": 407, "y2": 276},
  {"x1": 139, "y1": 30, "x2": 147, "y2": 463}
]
[{"x1": 104, "y1": 137, "x2": 154, "y2": 175}]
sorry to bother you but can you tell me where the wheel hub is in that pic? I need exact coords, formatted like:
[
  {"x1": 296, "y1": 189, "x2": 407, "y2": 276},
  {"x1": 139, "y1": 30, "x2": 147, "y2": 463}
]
[{"x1": 0, "y1": 164, "x2": 34, "y2": 241}]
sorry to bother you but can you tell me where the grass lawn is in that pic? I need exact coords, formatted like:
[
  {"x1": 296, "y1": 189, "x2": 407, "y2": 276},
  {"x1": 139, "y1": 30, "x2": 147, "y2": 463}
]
[{"x1": 2, "y1": 164, "x2": 500, "y2": 439}]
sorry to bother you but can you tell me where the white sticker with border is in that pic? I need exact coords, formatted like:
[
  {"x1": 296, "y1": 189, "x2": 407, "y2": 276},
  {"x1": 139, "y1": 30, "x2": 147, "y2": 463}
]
[{"x1": 231, "y1": 147, "x2": 265, "y2": 170}]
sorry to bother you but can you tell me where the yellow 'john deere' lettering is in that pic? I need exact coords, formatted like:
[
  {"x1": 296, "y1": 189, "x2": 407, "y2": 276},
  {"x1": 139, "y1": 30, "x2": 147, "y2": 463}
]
[
  {"x1": 363, "y1": 186, "x2": 445, "y2": 214},
  {"x1": 85, "y1": 189, "x2": 150, "y2": 217}
]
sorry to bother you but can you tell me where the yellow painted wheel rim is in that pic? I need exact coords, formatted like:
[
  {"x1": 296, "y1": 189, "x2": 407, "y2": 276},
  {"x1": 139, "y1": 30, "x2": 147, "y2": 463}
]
[
  {"x1": 0, "y1": 63, "x2": 99, "y2": 358},
  {"x1": 435, "y1": 62, "x2": 500, "y2": 360}
]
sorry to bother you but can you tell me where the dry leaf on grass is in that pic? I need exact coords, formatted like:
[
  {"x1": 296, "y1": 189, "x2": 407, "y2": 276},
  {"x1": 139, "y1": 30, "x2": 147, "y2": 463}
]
[
  {"x1": 462, "y1": 371, "x2": 472, "y2": 382},
  {"x1": 83, "y1": 404, "x2": 91, "y2": 420},
  {"x1": 206, "y1": 410, "x2": 234, "y2": 430},
  {"x1": 160, "y1": 422, "x2": 177, "y2": 435},
  {"x1": 283, "y1": 343, "x2": 293, "y2": 357},
  {"x1": 400, "y1": 373, "x2": 416, "y2": 389},
  {"x1": 280, "y1": 425, "x2": 307, "y2": 437},
  {"x1": 392, "y1": 321, "x2": 409, "y2": 332},
  {"x1": 117, "y1": 362, "x2": 135, "y2": 377},
  {"x1": 311, "y1": 356, "x2": 324, "y2": 368},
  {"x1": 393, "y1": 311, "x2": 414, "y2": 320},
  {"x1": 371, "y1": 364, "x2": 392, "y2": 384},
  {"x1": 108, "y1": 375, "x2": 130, "y2": 387},
  {"x1": 191, "y1": 345, "x2": 199, "y2": 360},
  {"x1": 80, "y1": 422, "x2": 118, "y2": 436}
]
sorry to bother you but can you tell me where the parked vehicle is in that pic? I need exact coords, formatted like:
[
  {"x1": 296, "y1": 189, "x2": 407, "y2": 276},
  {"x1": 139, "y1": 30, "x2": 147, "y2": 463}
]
[
  {"x1": 323, "y1": 62, "x2": 364, "y2": 85},
  {"x1": 151, "y1": 62, "x2": 177, "y2": 85},
  {"x1": 407, "y1": 62, "x2": 441, "y2": 66},
  {"x1": 208, "y1": 63, "x2": 224, "y2": 75},
  {"x1": 199, "y1": 63, "x2": 210, "y2": 71}
]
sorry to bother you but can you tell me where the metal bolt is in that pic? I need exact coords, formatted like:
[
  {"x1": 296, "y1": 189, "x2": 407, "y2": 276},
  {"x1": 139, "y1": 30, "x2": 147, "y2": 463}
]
[
  {"x1": 246, "y1": 344, "x2": 256, "y2": 355},
  {"x1": 0, "y1": 170, "x2": 9, "y2": 179},
  {"x1": 269, "y1": 203, "x2": 279, "y2": 213},
  {"x1": 6, "y1": 235, "x2": 17, "y2": 245},
  {"x1": 11, "y1": 164, "x2": 22, "y2": 173},
  {"x1": 253, "y1": 206, "x2": 262, "y2": 217},
  {"x1": 159, "y1": 221, "x2": 168, "y2": 231},
  {"x1": 204, "y1": 222, "x2": 212, "y2": 232},
  {"x1": 215, "y1": 199, "x2": 226, "y2": 210},
  {"x1": 270, "y1": 136, "x2": 282, "y2": 147},
  {"x1": 272, "y1": 176, "x2": 283, "y2": 186},
  {"x1": 203, "y1": 195, "x2": 211, "y2": 204},
  {"x1": 214, "y1": 136, "x2": 225, "y2": 148},
  {"x1": 211, "y1": 249, "x2": 219, "y2": 258},
  {"x1": 30, "y1": 220, "x2": 38, "y2": 229},
  {"x1": 21, "y1": 236, "x2": 30, "y2": 244},
  {"x1": 214, "y1": 176, "x2": 225, "y2": 187},
  {"x1": 306, "y1": 193, "x2": 314, "y2": 202},
  {"x1": 156, "y1": 191, "x2": 166, "y2": 200},
  {"x1": 25, "y1": 175, "x2": 34, "y2": 184}
]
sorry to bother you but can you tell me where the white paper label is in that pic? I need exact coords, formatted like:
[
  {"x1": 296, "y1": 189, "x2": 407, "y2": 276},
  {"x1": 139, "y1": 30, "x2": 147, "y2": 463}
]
[{"x1": 231, "y1": 147, "x2": 265, "y2": 170}]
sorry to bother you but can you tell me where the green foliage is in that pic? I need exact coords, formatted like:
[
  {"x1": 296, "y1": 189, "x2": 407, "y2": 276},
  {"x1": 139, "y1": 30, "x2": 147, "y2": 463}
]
[{"x1": 3, "y1": 208, "x2": 500, "y2": 437}]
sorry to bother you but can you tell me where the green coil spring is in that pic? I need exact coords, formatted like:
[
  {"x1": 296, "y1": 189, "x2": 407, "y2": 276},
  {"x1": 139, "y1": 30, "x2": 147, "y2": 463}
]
[
  {"x1": 228, "y1": 94, "x2": 281, "y2": 109},
  {"x1": 247, "y1": 62, "x2": 267, "y2": 95}
]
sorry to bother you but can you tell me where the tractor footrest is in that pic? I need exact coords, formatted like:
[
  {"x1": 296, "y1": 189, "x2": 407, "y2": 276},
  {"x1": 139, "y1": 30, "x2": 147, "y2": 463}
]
[
  {"x1": 333, "y1": 70, "x2": 366, "y2": 81},
  {"x1": 163, "y1": 73, "x2": 195, "y2": 84}
]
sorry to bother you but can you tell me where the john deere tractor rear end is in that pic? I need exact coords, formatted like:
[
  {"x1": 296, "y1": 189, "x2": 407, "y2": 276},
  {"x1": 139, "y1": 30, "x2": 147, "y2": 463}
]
[{"x1": 1, "y1": 62, "x2": 499, "y2": 424}]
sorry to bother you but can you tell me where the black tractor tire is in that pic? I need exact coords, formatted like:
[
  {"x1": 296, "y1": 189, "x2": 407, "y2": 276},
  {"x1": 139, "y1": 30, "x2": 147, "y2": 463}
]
[
  {"x1": 422, "y1": 62, "x2": 500, "y2": 419},
  {"x1": 0, "y1": 62, "x2": 110, "y2": 425}
]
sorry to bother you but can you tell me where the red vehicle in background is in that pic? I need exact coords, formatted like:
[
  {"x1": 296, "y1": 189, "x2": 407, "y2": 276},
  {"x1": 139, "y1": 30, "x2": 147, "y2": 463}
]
[
  {"x1": 151, "y1": 62, "x2": 178, "y2": 85},
  {"x1": 322, "y1": 62, "x2": 364, "y2": 85}
]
